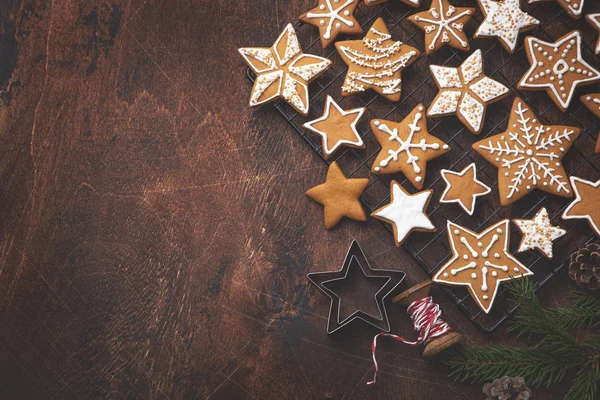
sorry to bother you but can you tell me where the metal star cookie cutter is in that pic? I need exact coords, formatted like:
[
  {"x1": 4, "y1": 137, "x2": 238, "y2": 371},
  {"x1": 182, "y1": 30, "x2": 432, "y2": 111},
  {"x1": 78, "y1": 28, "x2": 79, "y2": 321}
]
[{"x1": 308, "y1": 240, "x2": 405, "y2": 334}]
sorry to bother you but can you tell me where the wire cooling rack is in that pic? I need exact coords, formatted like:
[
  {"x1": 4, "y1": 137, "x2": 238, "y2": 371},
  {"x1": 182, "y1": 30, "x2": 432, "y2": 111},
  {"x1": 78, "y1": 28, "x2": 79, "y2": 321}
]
[{"x1": 246, "y1": 1, "x2": 600, "y2": 332}]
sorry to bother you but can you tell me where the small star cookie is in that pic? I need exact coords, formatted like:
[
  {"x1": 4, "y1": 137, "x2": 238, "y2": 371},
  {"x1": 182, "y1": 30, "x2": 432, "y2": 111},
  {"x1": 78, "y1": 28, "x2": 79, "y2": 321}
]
[
  {"x1": 433, "y1": 220, "x2": 533, "y2": 314},
  {"x1": 581, "y1": 94, "x2": 600, "y2": 153},
  {"x1": 440, "y1": 163, "x2": 491, "y2": 216},
  {"x1": 428, "y1": 49, "x2": 509, "y2": 134},
  {"x1": 306, "y1": 162, "x2": 369, "y2": 229},
  {"x1": 363, "y1": 0, "x2": 420, "y2": 7},
  {"x1": 513, "y1": 207, "x2": 566, "y2": 259},
  {"x1": 408, "y1": 0, "x2": 475, "y2": 55},
  {"x1": 370, "y1": 104, "x2": 451, "y2": 189},
  {"x1": 474, "y1": 0, "x2": 539, "y2": 54},
  {"x1": 529, "y1": 0, "x2": 585, "y2": 19},
  {"x1": 371, "y1": 181, "x2": 436, "y2": 247},
  {"x1": 518, "y1": 31, "x2": 600, "y2": 112},
  {"x1": 299, "y1": 0, "x2": 363, "y2": 49},
  {"x1": 562, "y1": 177, "x2": 600, "y2": 237},
  {"x1": 303, "y1": 95, "x2": 366, "y2": 160},
  {"x1": 335, "y1": 18, "x2": 420, "y2": 102},
  {"x1": 587, "y1": 14, "x2": 600, "y2": 55},
  {"x1": 239, "y1": 24, "x2": 332, "y2": 116}
]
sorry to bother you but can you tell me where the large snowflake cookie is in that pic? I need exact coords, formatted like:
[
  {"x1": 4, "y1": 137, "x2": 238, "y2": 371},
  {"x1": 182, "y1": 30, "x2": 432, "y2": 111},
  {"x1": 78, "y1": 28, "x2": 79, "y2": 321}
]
[
  {"x1": 513, "y1": 207, "x2": 566, "y2": 259},
  {"x1": 581, "y1": 94, "x2": 600, "y2": 153},
  {"x1": 440, "y1": 163, "x2": 491, "y2": 216},
  {"x1": 428, "y1": 49, "x2": 509, "y2": 135},
  {"x1": 371, "y1": 181, "x2": 436, "y2": 247},
  {"x1": 587, "y1": 14, "x2": 600, "y2": 55},
  {"x1": 239, "y1": 24, "x2": 332, "y2": 116},
  {"x1": 474, "y1": 0, "x2": 539, "y2": 54},
  {"x1": 408, "y1": 0, "x2": 475, "y2": 55},
  {"x1": 518, "y1": 31, "x2": 600, "y2": 112},
  {"x1": 563, "y1": 177, "x2": 600, "y2": 237},
  {"x1": 433, "y1": 220, "x2": 533, "y2": 314},
  {"x1": 370, "y1": 104, "x2": 451, "y2": 189},
  {"x1": 472, "y1": 97, "x2": 579, "y2": 206},
  {"x1": 299, "y1": 0, "x2": 363, "y2": 49},
  {"x1": 335, "y1": 18, "x2": 420, "y2": 102},
  {"x1": 528, "y1": 0, "x2": 585, "y2": 19},
  {"x1": 363, "y1": 0, "x2": 420, "y2": 7}
]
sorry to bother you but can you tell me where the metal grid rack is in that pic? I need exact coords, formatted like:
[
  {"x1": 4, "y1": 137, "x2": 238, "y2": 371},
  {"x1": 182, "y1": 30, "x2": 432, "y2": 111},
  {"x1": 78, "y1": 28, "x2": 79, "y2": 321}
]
[{"x1": 246, "y1": 1, "x2": 600, "y2": 332}]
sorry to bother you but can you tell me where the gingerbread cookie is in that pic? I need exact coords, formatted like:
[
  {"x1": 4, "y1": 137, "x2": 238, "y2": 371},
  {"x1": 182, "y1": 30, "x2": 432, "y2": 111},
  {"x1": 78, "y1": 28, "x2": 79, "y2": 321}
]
[
  {"x1": 473, "y1": 97, "x2": 579, "y2": 206},
  {"x1": 371, "y1": 181, "x2": 436, "y2": 247},
  {"x1": 306, "y1": 162, "x2": 369, "y2": 229},
  {"x1": 528, "y1": 0, "x2": 585, "y2": 19},
  {"x1": 440, "y1": 163, "x2": 491, "y2": 216},
  {"x1": 335, "y1": 18, "x2": 420, "y2": 102},
  {"x1": 581, "y1": 94, "x2": 600, "y2": 153},
  {"x1": 239, "y1": 24, "x2": 332, "y2": 116},
  {"x1": 562, "y1": 177, "x2": 600, "y2": 237},
  {"x1": 474, "y1": 0, "x2": 539, "y2": 54},
  {"x1": 363, "y1": 0, "x2": 420, "y2": 7},
  {"x1": 587, "y1": 14, "x2": 600, "y2": 55},
  {"x1": 433, "y1": 220, "x2": 533, "y2": 314},
  {"x1": 299, "y1": 0, "x2": 363, "y2": 49},
  {"x1": 518, "y1": 31, "x2": 600, "y2": 112},
  {"x1": 371, "y1": 104, "x2": 451, "y2": 189},
  {"x1": 303, "y1": 95, "x2": 366, "y2": 160},
  {"x1": 408, "y1": 0, "x2": 475, "y2": 55},
  {"x1": 513, "y1": 207, "x2": 566, "y2": 259},
  {"x1": 427, "y1": 49, "x2": 509, "y2": 135}
]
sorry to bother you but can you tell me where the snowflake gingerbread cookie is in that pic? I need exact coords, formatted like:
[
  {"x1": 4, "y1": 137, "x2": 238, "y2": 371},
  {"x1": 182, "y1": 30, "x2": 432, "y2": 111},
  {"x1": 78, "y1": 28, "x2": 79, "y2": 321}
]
[
  {"x1": 370, "y1": 104, "x2": 451, "y2": 189},
  {"x1": 408, "y1": 0, "x2": 475, "y2": 55},
  {"x1": 440, "y1": 163, "x2": 492, "y2": 216},
  {"x1": 472, "y1": 97, "x2": 579, "y2": 206},
  {"x1": 474, "y1": 0, "x2": 539, "y2": 54},
  {"x1": 299, "y1": 0, "x2": 363, "y2": 49},
  {"x1": 518, "y1": 31, "x2": 600, "y2": 112},
  {"x1": 581, "y1": 94, "x2": 600, "y2": 153},
  {"x1": 363, "y1": 0, "x2": 420, "y2": 8},
  {"x1": 587, "y1": 14, "x2": 600, "y2": 55},
  {"x1": 562, "y1": 177, "x2": 600, "y2": 237},
  {"x1": 335, "y1": 18, "x2": 420, "y2": 102},
  {"x1": 513, "y1": 207, "x2": 566, "y2": 259},
  {"x1": 239, "y1": 24, "x2": 331, "y2": 116},
  {"x1": 428, "y1": 49, "x2": 509, "y2": 135},
  {"x1": 528, "y1": 0, "x2": 585, "y2": 19},
  {"x1": 433, "y1": 220, "x2": 533, "y2": 314}
]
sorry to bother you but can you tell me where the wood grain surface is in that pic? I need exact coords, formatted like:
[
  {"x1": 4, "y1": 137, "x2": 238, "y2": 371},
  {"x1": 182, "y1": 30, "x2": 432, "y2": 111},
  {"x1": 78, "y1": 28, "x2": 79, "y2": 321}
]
[{"x1": 0, "y1": 0, "x2": 593, "y2": 398}]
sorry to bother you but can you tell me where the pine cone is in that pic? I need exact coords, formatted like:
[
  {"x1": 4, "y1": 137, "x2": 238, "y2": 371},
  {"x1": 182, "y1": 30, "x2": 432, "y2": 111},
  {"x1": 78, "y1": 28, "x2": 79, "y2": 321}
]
[
  {"x1": 569, "y1": 243, "x2": 600, "y2": 291},
  {"x1": 483, "y1": 376, "x2": 532, "y2": 400}
]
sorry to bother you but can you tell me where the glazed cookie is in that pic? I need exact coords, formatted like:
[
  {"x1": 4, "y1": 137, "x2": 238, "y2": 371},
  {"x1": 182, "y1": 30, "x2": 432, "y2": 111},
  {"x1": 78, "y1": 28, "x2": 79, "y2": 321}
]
[
  {"x1": 371, "y1": 181, "x2": 436, "y2": 247},
  {"x1": 440, "y1": 163, "x2": 492, "y2": 216},
  {"x1": 239, "y1": 24, "x2": 332, "y2": 115},
  {"x1": 433, "y1": 220, "x2": 533, "y2": 314},
  {"x1": 518, "y1": 31, "x2": 600, "y2": 112},
  {"x1": 513, "y1": 207, "x2": 566, "y2": 259},
  {"x1": 427, "y1": 49, "x2": 509, "y2": 135},
  {"x1": 363, "y1": 0, "x2": 420, "y2": 7},
  {"x1": 303, "y1": 95, "x2": 366, "y2": 160},
  {"x1": 472, "y1": 97, "x2": 579, "y2": 206},
  {"x1": 528, "y1": 0, "x2": 585, "y2": 19},
  {"x1": 562, "y1": 177, "x2": 600, "y2": 236},
  {"x1": 370, "y1": 104, "x2": 451, "y2": 189},
  {"x1": 306, "y1": 162, "x2": 369, "y2": 229},
  {"x1": 335, "y1": 18, "x2": 420, "y2": 102},
  {"x1": 587, "y1": 14, "x2": 600, "y2": 55},
  {"x1": 474, "y1": 0, "x2": 539, "y2": 54},
  {"x1": 581, "y1": 94, "x2": 600, "y2": 153},
  {"x1": 408, "y1": 0, "x2": 475, "y2": 55},
  {"x1": 299, "y1": 0, "x2": 363, "y2": 49}
]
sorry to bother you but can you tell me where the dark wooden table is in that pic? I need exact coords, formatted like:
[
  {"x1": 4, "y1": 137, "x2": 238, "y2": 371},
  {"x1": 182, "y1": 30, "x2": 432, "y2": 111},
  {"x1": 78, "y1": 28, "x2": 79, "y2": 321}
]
[{"x1": 0, "y1": 0, "x2": 587, "y2": 398}]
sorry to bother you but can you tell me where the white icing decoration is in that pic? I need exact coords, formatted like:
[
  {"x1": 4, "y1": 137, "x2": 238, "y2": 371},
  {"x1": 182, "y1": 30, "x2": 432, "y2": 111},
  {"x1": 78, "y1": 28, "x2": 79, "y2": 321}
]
[
  {"x1": 514, "y1": 207, "x2": 566, "y2": 258},
  {"x1": 413, "y1": 0, "x2": 472, "y2": 51},
  {"x1": 587, "y1": 14, "x2": 600, "y2": 55},
  {"x1": 562, "y1": 177, "x2": 600, "y2": 236},
  {"x1": 306, "y1": 0, "x2": 357, "y2": 40}
]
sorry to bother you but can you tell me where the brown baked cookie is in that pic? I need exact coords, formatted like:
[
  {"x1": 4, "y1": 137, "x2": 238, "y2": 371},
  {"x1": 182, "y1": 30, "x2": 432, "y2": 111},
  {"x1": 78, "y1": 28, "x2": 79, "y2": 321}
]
[
  {"x1": 513, "y1": 207, "x2": 566, "y2": 259},
  {"x1": 433, "y1": 220, "x2": 533, "y2": 314},
  {"x1": 472, "y1": 97, "x2": 579, "y2": 206},
  {"x1": 440, "y1": 163, "x2": 491, "y2": 216},
  {"x1": 563, "y1": 177, "x2": 600, "y2": 237},
  {"x1": 408, "y1": 0, "x2": 475, "y2": 55},
  {"x1": 528, "y1": 0, "x2": 585, "y2": 19},
  {"x1": 587, "y1": 14, "x2": 600, "y2": 55},
  {"x1": 370, "y1": 104, "x2": 451, "y2": 190},
  {"x1": 518, "y1": 31, "x2": 600, "y2": 112},
  {"x1": 306, "y1": 162, "x2": 369, "y2": 229},
  {"x1": 581, "y1": 94, "x2": 600, "y2": 153},
  {"x1": 363, "y1": 0, "x2": 420, "y2": 7},
  {"x1": 299, "y1": 0, "x2": 363, "y2": 49},
  {"x1": 335, "y1": 18, "x2": 420, "y2": 102}
]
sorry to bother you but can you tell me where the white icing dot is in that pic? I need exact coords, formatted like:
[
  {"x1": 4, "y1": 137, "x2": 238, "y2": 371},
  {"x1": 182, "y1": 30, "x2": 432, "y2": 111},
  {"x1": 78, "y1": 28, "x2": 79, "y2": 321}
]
[
  {"x1": 443, "y1": 272, "x2": 449, "y2": 278},
  {"x1": 471, "y1": 273, "x2": 477, "y2": 279},
  {"x1": 416, "y1": 176, "x2": 422, "y2": 182},
  {"x1": 454, "y1": 229, "x2": 460, "y2": 235},
  {"x1": 492, "y1": 271, "x2": 498, "y2": 277},
  {"x1": 483, "y1": 295, "x2": 489, "y2": 300},
  {"x1": 374, "y1": 120, "x2": 380, "y2": 126}
]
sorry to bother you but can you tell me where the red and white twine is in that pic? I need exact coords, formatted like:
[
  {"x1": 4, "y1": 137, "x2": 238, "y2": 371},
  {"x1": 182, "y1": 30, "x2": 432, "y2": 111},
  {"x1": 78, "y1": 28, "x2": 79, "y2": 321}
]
[{"x1": 367, "y1": 296, "x2": 453, "y2": 385}]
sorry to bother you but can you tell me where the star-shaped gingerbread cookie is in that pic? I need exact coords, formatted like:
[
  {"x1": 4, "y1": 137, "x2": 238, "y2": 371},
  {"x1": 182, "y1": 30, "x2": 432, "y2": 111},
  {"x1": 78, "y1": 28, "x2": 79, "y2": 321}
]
[
  {"x1": 335, "y1": 18, "x2": 420, "y2": 102},
  {"x1": 587, "y1": 14, "x2": 600, "y2": 55},
  {"x1": 371, "y1": 104, "x2": 450, "y2": 189},
  {"x1": 529, "y1": 0, "x2": 585, "y2": 19},
  {"x1": 581, "y1": 94, "x2": 600, "y2": 153},
  {"x1": 371, "y1": 181, "x2": 436, "y2": 247},
  {"x1": 563, "y1": 177, "x2": 600, "y2": 237},
  {"x1": 363, "y1": 0, "x2": 420, "y2": 7},
  {"x1": 518, "y1": 31, "x2": 600, "y2": 112},
  {"x1": 513, "y1": 207, "x2": 566, "y2": 259},
  {"x1": 408, "y1": 0, "x2": 475, "y2": 55},
  {"x1": 299, "y1": 0, "x2": 363, "y2": 49},
  {"x1": 440, "y1": 163, "x2": 491, "y2": 216},
  {"x1": 433, "y1": 220, "x2": 533, "y2": 314},
  {"x1": 473, "y1": 97, "x2": 579, "y2": 206},
  {"x1": 474, "y1": 0, "x2": 539, "y2": 54},
  {"x1": 428, "y1": 49, "x2": 509, "y2": 134},
  {"x1": 239, "y1": 24, "x2": 332, "y2": 115},
  {"x1": 306, "y1": 162, "x2": 369, "y2": 229}
]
